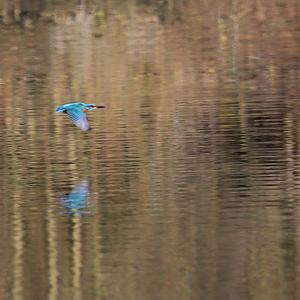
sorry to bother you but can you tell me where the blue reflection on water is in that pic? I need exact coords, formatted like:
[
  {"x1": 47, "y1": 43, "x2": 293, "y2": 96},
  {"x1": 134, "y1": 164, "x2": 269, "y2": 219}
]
[{"x1": 60, "y1": 180, "x2": 91, "y2": 215}]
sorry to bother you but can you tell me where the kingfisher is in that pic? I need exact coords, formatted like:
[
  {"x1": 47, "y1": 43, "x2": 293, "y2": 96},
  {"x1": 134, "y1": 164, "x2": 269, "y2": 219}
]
[{"x1": 55, "y1": 102, "x2": 106, "y2": 131}]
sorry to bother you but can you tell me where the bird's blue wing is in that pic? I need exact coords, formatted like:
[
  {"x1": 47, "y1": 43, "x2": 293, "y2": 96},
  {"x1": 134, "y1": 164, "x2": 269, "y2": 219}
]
[{"x1": 67, "y1": 108, "x2": 90, "y2": 131}]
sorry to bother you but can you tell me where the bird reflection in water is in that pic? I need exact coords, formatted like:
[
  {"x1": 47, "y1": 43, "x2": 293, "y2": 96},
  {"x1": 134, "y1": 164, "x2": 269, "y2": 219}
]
[{"x1": 60, "y1": 180, "x2": 91, "y2": 215}]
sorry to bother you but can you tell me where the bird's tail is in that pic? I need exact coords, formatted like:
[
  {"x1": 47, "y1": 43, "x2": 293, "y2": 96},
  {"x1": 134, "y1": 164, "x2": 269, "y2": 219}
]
[{"x1": 55, "y1": 105, "x2": 66, "y2": 113}]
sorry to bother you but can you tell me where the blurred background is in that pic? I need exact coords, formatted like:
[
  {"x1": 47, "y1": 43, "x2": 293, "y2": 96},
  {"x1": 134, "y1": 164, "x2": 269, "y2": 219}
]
[{"x1": 1, "y1": 0, "x2": 300, "y2": 299}]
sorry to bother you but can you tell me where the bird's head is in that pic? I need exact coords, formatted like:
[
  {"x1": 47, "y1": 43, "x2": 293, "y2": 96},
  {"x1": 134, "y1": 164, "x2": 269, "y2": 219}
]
[{"x1": 81, "y1": 103, "x2": 106, "y2": 111}]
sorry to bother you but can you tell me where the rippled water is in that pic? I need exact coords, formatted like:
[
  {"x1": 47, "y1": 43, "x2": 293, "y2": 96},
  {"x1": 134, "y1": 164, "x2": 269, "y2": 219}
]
[{"x1": 1, "y1": 1, "x2": 300, "y2": 299}]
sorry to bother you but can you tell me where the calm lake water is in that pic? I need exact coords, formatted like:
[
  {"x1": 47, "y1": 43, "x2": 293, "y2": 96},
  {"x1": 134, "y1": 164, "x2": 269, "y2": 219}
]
[{"x1": 1, "y1": 1, "x2": 300, "y2": 299}]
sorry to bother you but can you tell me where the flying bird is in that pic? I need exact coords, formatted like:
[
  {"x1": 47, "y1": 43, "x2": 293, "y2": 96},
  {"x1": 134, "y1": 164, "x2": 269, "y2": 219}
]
[{"x1": 55, "y1": 102, "x2": 106, "y2": 131}]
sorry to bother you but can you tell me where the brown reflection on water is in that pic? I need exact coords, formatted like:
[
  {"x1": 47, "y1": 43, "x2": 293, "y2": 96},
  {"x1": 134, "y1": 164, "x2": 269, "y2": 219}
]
[{"x1": 1, "y1": 0, "x2": 300, "y2": 299}]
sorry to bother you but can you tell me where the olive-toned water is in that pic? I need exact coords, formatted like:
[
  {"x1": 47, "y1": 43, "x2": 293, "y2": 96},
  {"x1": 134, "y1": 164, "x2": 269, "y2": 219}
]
[{"x1": 1, "y1": 1, "x2": 300, "y2": 299}]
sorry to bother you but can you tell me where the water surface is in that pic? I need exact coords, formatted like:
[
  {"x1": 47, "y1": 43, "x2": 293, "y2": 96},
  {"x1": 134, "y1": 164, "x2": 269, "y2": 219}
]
[{"x1": 1, "y1": 1, "x2": 300, "y2": 299}]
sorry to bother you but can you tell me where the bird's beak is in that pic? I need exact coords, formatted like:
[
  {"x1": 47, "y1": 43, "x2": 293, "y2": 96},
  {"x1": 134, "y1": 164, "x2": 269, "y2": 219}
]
[{"x1": 96, "y1": 105, "x2": 106, "y2": 109}]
